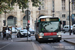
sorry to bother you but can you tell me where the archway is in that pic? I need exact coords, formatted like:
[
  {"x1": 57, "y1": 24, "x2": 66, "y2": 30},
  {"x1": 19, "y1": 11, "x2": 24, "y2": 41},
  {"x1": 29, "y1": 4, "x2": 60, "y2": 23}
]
[{"x1": 7, "y1": 16, "x2": 17, "y2": 27}]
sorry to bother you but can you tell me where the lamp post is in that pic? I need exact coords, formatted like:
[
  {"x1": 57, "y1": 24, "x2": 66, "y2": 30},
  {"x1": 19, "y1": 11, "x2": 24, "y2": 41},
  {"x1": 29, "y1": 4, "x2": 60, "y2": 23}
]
[
  {"x1": 52, "y1": 0, "x2": 54, "y2": 17},
  {"x1": 4, "y1": 10, "x2": 7, "y2": 26},
  {"x1": 27, "y1": 9, "x2": 28, "y2": 41},
  {"x1": 69, "y1": 0, "x2": 71, "y2": 35},
  {"x1": 38, "y1": 6, "x2": 41, "y2": 17},
  {"x1": 25, "y1": 0, "x2": 30, "y2": 41}
]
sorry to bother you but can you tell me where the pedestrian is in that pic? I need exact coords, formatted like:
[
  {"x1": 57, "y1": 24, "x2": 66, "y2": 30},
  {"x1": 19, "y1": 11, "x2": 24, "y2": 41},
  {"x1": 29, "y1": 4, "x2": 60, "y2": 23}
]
[
  {"x1": 5, "y1": 25, "x2": 10, "y2": 40},
  {"x1": 5, "y1": 25, "x2": 10, "y2": 31},
  {"x1": 2, "y1": 29, "x2": 6, "y2": 39}
]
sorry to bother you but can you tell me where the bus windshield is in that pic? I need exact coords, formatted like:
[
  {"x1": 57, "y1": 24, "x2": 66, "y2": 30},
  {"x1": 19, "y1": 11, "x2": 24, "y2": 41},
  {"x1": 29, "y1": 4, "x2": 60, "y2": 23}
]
[{"x1": 40, "y1": 22, "x2": 59, "y2": 32}]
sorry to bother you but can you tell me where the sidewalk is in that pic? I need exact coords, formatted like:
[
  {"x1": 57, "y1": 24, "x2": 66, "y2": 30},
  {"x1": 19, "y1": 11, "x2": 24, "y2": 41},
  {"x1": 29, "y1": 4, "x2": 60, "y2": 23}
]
[{"x1": 62, "y1": 32, "x2": 75, "y2": 45}]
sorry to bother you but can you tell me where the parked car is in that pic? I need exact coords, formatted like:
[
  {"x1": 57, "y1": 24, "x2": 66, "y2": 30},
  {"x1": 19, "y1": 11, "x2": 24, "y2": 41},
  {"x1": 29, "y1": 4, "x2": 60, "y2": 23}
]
[
  {"x1": 72, "y1": 24, "x2": 75, "y2": 34},
  {"x1": 16, "y1": 27, "x2": 22, "y2": 30},
  {"x1": 12, "y1": 27, "x2": 18, "y2": 33},
  {"x1": 17, "y1": 29, "x2": 31, "y2": 38},
  {"x1": 29, "y1": 28, "x2": 35, "y2": 34},
  {"x1": 63, "y1": 25, "x2": 73, "y2": 33}
]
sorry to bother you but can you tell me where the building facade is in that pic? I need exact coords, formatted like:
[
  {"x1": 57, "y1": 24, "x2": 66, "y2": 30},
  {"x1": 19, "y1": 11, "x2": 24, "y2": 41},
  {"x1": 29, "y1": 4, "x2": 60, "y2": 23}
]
[{"x1": 0, "y1": 0, "x2": 75, "y2": 31}]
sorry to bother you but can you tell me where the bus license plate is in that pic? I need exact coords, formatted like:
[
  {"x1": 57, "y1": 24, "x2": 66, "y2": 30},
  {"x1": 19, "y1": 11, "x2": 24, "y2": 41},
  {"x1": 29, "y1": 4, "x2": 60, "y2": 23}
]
[{"x1": 48, "y1": 38, "x2": 53, "y2": 40}]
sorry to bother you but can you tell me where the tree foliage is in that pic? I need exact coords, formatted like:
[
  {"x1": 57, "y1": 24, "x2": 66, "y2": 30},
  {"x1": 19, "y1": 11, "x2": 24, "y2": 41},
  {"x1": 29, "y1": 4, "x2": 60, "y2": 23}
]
[
  {"x1": 31, "y1": 0, "x2": 41, "y2": 7},
  {"x1": 0, "y1": 0, "x2": 41, "y2": 14}
]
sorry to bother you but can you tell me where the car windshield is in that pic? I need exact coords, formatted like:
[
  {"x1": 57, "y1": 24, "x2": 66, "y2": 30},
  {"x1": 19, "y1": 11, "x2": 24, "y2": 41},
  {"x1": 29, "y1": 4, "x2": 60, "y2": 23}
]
[
  {"x1": 16, "y1": 27, "x2": 22, "y2": 30},
  {"x1": 12, "y1": 27, "x2": 16, "y2": 30},
  {"x1": 20, "y1": 29, "x2": 28, "y2": 32},
  {"x1": 40, "y1": 21, "x2": 59, "y2": 32},
  {"x1": 20, "y1": 31, "x2": 24, "y2": 32}
]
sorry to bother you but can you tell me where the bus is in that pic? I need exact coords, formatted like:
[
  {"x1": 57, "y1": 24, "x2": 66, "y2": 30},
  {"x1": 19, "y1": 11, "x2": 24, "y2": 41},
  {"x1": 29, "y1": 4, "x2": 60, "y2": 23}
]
[{"x1": 35, "y1": 16, "x2": 62, "y2": 42}]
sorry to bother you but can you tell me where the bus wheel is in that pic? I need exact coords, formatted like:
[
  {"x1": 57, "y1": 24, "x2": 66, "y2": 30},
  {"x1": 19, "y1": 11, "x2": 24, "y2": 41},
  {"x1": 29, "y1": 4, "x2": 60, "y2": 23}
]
[
  {"x1": 58, "y1": 40, "x2": 60, "y2": 42},
  {"x1": 38, "y1": 41, "x2": 42, "y2": 43},
  {"x1": 38, "y1": 39, "x2": 42, "y2": 43}
]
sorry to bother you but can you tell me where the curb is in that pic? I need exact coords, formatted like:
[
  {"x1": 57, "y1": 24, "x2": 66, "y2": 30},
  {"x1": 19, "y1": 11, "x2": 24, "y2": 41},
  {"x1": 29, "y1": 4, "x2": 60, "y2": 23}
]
[{"x1": 64, "y1": 40, "x2": 75, "y2": 45}]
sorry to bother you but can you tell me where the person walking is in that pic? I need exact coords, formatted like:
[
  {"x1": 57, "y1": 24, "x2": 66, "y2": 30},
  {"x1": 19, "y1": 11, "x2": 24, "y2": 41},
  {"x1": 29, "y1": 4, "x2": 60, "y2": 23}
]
[
  {"x1": 5, "y1": 25, "x2": 11, "y2": 40},
  {"x1": 2, "y1": 29, "x2": 6, "y2": 40}
]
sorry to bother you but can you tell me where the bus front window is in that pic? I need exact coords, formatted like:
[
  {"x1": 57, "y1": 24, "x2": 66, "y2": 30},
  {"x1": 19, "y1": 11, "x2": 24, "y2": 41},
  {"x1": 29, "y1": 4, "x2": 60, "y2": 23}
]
[{"x1": 41, "y1": 22, "x2": 59, "y2": 32}]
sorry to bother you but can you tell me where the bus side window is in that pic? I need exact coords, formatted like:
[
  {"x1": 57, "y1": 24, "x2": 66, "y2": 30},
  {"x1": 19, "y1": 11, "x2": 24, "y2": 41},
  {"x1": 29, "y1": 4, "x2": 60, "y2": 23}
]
[{"x1": 37, "y1": 22, "x2": 39, "y2": 27}]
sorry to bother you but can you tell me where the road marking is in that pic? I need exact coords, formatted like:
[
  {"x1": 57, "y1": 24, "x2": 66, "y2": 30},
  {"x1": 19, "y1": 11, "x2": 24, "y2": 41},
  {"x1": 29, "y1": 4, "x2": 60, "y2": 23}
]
[
  {"x1": 0, "y1": 43, "x2": 11, "y2": 50},
  {"x1": 11, "y1": 40, "x2": 13, "y2": 42},
  {"x1": 31, "y1": 42, "x2": 42, "y2": 50}
]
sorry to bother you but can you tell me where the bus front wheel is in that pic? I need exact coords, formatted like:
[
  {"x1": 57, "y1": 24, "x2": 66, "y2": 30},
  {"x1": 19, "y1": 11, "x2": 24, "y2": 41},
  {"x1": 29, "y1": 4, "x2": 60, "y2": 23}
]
[{"x1": 57, "y1": 40, "x2": 60, "y2": 42}]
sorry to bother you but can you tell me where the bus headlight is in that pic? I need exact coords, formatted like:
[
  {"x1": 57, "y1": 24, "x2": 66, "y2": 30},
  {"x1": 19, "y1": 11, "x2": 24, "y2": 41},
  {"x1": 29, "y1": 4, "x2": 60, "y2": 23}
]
[
  {"x1": 58, "y1": 35, "x2": 61, "y2": 37},
  {"x1": 39, "y1": 36, "x2": 43, "y2": 38},
  {"x1": 57, "y1": 32, "x2": 61, "y2": 35},
  {"x1": 57, "y1": 32, "x2": 61, "y2": 37},
  {"x1": 39, "y1": 32, "x2": 44, "y2": 36},
  {"x1": 39, "y1": 32, "x2": 44, "y2": 38}
]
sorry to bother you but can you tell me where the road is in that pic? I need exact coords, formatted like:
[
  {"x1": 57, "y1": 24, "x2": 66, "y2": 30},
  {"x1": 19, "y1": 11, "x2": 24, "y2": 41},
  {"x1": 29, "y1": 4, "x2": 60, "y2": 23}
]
[
  {"x1": 33, "y1": 40, "x2": 75, "y2": 50},
  {"x1": 0, "y1": 32, "x2": 75, "y2": 50}
]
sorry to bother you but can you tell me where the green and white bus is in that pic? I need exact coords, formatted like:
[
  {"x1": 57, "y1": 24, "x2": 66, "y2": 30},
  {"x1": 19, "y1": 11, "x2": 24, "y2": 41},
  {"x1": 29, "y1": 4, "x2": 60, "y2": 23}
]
[{"x1": 35, "y1": 16, "x2": 62, "y2": 42}]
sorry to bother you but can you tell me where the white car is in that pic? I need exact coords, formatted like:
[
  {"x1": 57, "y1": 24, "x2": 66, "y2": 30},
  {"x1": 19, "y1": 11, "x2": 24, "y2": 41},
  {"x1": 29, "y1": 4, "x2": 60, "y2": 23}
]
[
  {"x1": 29, "y1": 28, "x2": 35, "y2": 34},
  {"x1": 72, "y1": 24, "x2": 75, "y2": 34},
  {"x1": 17, "y1": 29, "x2": 31, "y2": 38},
  {"x1": 63, "y1": 25, "x2": 73, "y2": 33},
  {"x1": 12, "y1": 27, "x2": 18, "y2": 33}
]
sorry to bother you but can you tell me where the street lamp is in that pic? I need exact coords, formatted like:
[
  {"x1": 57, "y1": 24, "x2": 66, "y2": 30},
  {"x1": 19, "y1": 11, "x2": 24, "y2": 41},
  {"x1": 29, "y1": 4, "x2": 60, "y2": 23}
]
[
  {"x1": 38, "y1": 6, "x2": 41, "y2": 17},
  {"x1": 4, "y1": 10, "x2": 7, "y2": 26},
  {"x1": 52, "y1": 0, "x2": 54, "y2": 17},
  {"x1": 25, "y1": 0, "x2": 30, "y2": 41},
  {"x1": 69, "y1": 0, "x2": 71, "y2": 35}
]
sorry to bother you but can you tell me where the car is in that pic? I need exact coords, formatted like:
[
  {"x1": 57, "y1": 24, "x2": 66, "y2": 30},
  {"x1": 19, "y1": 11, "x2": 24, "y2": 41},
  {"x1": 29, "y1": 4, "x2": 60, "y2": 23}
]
[
  {"x1": 63, "y1": 25, "x2": 73, "y2": 33},
  {"x1": 29, "y1": 28, "x2": 35, "y2": 34},
  {"x1": 72, "y1": 24, "x2": 75, "y2": 34},
  {"x1": 12, "y1": 27, "x2": 18, "y2": 33},
  {"x1": 16, "y1": 27, "x2": 22, "y2": 30},
  {"x1": 17, "y1": 29, "x2": 31, "y2": 38}
]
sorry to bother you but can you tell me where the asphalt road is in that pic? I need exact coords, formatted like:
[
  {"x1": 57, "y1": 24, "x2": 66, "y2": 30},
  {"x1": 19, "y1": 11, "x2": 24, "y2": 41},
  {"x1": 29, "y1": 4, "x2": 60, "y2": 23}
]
[
  {"x1": 0, "y1": 42, "x2": 34, "y2": 50},
  {"x1": 31, "y1": 35, "x2": 75, "y2": 50},
  {"x1": 33, "y1": 40, "x2": 75, "y2": 50},
  {"x1": 0, "y1": 32, "x2": 75, "y2": 50}
]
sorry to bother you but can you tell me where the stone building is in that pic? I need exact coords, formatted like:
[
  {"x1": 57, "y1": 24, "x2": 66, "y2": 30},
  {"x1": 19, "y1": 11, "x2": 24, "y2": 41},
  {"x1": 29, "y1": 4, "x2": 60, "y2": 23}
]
[{"x1": 0, "y1": 0, "x2": 75, "y2": 32}]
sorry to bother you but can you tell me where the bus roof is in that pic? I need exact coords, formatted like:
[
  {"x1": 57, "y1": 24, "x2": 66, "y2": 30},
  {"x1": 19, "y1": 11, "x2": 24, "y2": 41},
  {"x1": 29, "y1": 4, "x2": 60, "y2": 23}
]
[
  {"x1": 39, "y1": 16, "x2": 59, "y2": 19},
  {"x1": 39, "y1": 16, "x2": 52, "y2": 19}
]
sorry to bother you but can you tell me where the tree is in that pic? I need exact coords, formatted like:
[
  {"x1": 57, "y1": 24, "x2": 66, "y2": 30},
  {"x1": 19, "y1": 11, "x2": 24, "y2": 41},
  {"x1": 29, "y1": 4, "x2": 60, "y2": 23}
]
[
  {"x1": 0, "y1": 0, "x2": 41, "y2": 14},
  {"x1": 31, "y1": 0, "x2": 41, "y2": 7},
  {"x1": 0, "y1": 0, "x2": 13, "y2": 14}
]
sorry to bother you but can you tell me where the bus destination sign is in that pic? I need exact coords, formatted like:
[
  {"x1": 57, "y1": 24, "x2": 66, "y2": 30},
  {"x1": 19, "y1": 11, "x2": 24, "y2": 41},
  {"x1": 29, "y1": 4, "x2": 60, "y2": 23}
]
[{"x1": 40, "y1": 18, "x2": 59, "y2": 22}]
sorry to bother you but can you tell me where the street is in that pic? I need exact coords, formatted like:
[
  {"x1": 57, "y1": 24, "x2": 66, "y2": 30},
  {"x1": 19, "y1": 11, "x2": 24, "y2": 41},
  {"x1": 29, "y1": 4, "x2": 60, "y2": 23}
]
[
  {"x1": 0, "y1": 32, "x2": 75, "y2": 50},
  {"x1": 1, "y1": 0, "x2": 75, "y2": 50}
]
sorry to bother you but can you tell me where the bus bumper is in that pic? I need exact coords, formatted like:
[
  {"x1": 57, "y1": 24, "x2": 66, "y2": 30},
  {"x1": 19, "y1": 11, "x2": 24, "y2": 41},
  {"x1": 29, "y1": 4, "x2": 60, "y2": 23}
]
[{"x1": 38, "y1": 35, "x2": 61, "y2": 41}]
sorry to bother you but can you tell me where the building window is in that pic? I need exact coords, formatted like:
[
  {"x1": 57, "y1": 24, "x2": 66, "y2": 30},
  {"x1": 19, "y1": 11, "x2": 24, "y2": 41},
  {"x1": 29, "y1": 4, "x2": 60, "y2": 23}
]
[
  {"x1": 62, "y1": 14, "x2": 65, "y2": 18},
  {"x1": 39, "y1": 0, "x2": 44, "y2": 9},
  {"x1": 62, "y1": 0, "x2": 65, "y2": 10}
]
